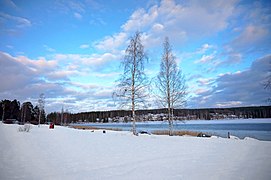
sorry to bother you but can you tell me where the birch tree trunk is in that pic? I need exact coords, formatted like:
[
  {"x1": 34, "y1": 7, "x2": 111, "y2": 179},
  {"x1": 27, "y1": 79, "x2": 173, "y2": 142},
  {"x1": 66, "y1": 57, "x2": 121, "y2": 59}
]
[
  {"x1": 155, "y1": 37, "x2": 186, "y2": 136},
  {"x1": 113, "y1": 31, "x2": 148, "y2": 135}
]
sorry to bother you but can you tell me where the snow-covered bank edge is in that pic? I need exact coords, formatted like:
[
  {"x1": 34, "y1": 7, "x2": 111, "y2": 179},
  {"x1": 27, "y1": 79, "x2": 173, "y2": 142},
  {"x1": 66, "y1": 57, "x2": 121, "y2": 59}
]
[
  {"x1": 71, "y1": 118, "x2": 271, "y2": 126},
  {"x1": 0, "y1": 122, "x2": 265, "y2": 142},
  {"x1": 68, "y1": 123, "x2": 264, "y2": 142},
  {"x1": 1, "y1": 121, "x2": 266, "y2": 142}
]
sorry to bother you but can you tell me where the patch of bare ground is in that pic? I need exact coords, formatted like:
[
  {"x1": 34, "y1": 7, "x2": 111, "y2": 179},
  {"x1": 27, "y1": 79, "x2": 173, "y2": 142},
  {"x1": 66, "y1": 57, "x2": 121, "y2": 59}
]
[
  {"x1": 152, "y1": 130, "x2": 209, "y2": 137},
  {"x1": 70, "y1": 125, "x2": 211, "y2": 137}
]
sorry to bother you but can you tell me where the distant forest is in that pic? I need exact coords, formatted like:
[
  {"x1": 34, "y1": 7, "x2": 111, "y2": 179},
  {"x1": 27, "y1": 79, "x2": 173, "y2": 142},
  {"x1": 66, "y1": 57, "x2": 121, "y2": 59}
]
[
  {"x1": 48, "y1": 106, "x2": 271, "y2": 125},
  {"x1": 1, "y1": 99, "x2": 270, "y2": 125}
]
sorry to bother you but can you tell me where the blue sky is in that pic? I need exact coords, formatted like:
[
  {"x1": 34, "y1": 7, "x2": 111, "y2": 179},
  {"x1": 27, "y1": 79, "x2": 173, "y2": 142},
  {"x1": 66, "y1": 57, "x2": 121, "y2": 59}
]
[{"x1": 0, "y1": 0, "x2": 270, "y2": 113}]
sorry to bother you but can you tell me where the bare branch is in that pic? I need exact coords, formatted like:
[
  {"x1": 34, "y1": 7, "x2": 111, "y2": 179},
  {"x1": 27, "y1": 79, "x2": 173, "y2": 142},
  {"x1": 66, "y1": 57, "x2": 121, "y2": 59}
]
[
  {"x1": 153, "y1": 37, "x2": 187, "y2": 135},
  {"x1": 113, "y1": 31, "x2": 149, "y2": 135}
]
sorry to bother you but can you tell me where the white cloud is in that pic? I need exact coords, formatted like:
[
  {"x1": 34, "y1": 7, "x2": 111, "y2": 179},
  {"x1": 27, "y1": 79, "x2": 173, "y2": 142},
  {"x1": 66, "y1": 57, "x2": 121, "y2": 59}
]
[
  {"x1": 94, "y1": 0, "x2": 237, "y2": 52},
  {"x1": 93, "y1": 89, "x2": 113, "y2": 99},
  {"x1": 0, "y1": 12, "x2": 31, "y2": 28},
  {"x1": 94, "y1": 32, "x2": 127, "y2": 52},
  {"x1": 0, "y1": 52, "x2": 35, "y2": 91},
  {"x1": 151, "y1": 23, "x2": 164, "y2": 32},
  {"x1": 216, "y1": 101, "x2": 242, "y2": 108},
  {"x1": 0, "y1": 52, "x2": 74, "y2": 108},
  {"x1": 166, "y1": 0, "x2": 235, "y2": 37},
  {"x1": 196, "y1": 44, "x2": 213, "y2": 54},
  {"x1": 222, "y1": 1, "x2": 271, "y2": 62},
  {"x1": 0, "y1": 51, "x2": 120, "y2": 113},
  {"x1": 121, "y1": 6, "x2": 158, "y2": 32},
  {"x1": 194, "y1": 88, "x2": 210, "y2": 95},
  {"x1": 43, "y1": 45, "x2": 56, "y2": 52},
  {"x1": 89, "y1": 18, "x2": 106, "y2": 26},
  {"x1": 55, "y1": 0, "x2": 85, "y2": 14},
  {"x1": 1, "y1": 0, "x2": 18, "y2": 9},
  {"x1": 94, "y1": 72, "x2": 120, "y2": 78},
  {"x1": 194, "y1": 54, "x2": 216, "y2": 64},
  {"x1": 6, "y1": 45, "x2": 14, "y2": 49},
  {"x1": 54, "y1": 52, "x2": 119, "y2": 67},
  {"x1": 69, "y1": 82, "x2": 98, "y2": 90},
  {"x1": 79, "y1": 44, "x2": 89, "y2": 49},
  {"x1": 16, "y1": 55, "x2": 57, "y2": 73},
  {"x1": 46, "y1": 70, "x2": 79, "y2": 81},
  {"x1": 189, "y1": 55, "x2": 271, "y2": 108},
  {"x1": 220, "y1": 52, "x2": 242, "y2": 66},
  {"x1": 68, "y1": 1, "x2": 85, "y2": 13},
  {"x1": 74, "y1": 12, "x2": 82, "y2": 20},
  {"x1": 197, "y1": 78, "x2": 215, "y2": 86},
  {"x1": 230, "y1": 25, "x2": 269, "y2": 53}
]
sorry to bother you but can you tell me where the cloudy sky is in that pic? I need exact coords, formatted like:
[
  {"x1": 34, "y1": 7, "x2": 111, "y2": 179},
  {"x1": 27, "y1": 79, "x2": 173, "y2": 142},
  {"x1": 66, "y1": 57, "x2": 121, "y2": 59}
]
[{"x1": 0, "y1": 0, "x2": 270, "y2": 113}]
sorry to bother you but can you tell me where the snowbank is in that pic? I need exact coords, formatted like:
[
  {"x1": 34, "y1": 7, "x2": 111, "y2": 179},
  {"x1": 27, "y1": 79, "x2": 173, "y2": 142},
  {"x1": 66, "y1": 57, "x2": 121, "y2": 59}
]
[{"x1": 0, "y1": 123, "x2": 271, "y2": 180}]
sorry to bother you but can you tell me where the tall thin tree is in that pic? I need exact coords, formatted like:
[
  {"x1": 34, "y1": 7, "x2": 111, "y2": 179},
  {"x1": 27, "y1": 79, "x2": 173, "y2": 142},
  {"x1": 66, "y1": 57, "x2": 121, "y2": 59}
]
[
  {"x1": 155, "y1": 37, "x2": 186, "y2": 136},
  {"x1": 113, "y1": 32, "x2": 149, "y2": 135},
  {"x1": 264, "y1": 62, "x2": 271, "y2": 103},
  {"x1": 38, "y1": 93, "x2": 45, "y2": 127}
]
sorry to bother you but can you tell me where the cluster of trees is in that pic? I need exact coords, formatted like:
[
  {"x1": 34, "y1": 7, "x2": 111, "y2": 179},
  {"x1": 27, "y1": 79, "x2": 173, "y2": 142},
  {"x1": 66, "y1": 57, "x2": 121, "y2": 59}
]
[
  {"x1": 46, "y1": 108, "x2": 71, "y2": 125},
  {"x1": 2, "y1": 32, "x2": 270, "y2": 136},
  {"x1": 113, "y1": 32, "x2": 186, "y2": 135},
  {"x1": 47, "y1": 110, "x2": 131, "y2": 125},
  {"x1": 0, "y1": 99, "x2": 20, "y2": 121},
  {"x1": 46, "y1": 106, "x2": 271, "y2": 124},
  {"x1": 264, "y1": 65, "x2": 271, "y2": 103},
  {"x1": 0, "y1": 99, "x2": 46, "y2": 125},
  {"x1": 173, "y1": 106, "x2": 271, "y2": 119}
]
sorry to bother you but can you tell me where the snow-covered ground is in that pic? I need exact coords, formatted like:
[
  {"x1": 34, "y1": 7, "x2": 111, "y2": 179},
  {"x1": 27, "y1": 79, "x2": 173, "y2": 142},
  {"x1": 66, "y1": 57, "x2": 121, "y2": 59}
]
[{"x1": 1, "y1": 123, "x2": 271, "y2": 180}]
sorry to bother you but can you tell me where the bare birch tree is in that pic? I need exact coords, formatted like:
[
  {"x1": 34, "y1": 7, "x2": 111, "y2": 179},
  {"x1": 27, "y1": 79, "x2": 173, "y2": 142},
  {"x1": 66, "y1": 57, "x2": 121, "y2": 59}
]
[
  {"x1": 113, "y1": 32, "x2": 149, "y2": 135},
  {"x1": 38, "y1": 93, "x2": 45, "y2": 127},
  {"x1": 264, "y1": 62, "x2": 271, "y2": 103},
  {"x1": 155, "y1": 37, "x2": 186, "y2": 136}
]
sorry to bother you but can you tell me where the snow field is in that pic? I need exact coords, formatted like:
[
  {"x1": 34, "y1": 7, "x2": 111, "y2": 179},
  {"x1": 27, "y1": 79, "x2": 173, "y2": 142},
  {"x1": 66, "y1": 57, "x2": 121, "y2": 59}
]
[{"x1": 0, "y1": 123, "x2": 271, "y2": 180}]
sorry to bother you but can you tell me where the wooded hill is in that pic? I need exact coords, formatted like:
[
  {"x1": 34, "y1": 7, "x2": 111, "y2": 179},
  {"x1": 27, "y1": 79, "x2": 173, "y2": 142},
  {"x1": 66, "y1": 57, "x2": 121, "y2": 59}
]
[
  {"x1": 1, "y1": 99, "x2": 270, "y2": 125},
  {"x1": 47, "y1": 106, "x2": 271, "y2": 125}
]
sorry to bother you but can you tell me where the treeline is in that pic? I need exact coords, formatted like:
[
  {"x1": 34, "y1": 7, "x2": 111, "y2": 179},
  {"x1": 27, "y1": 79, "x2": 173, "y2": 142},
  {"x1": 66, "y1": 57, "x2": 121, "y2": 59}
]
[
  {"x1": 1, "y1": 99, "x2": 270, "y2": 125},
  {"x1": 47, "y1": 106, "x2": 271, "y2": 124},
  {"x1": 174, "y1": 106, "x2": 271, "y2": 120},
  {"x1": 47, "y1": 110, "x2": 131, "y2": 125},
  {"x1": 0, "y1": 99, "x2": 45, "y2": 124}
]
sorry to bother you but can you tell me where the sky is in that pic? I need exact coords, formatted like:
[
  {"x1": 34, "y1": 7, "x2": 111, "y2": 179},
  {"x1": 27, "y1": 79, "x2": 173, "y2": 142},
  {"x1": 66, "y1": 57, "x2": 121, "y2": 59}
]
[{"x1": 0, "y1": 0, "x2": 270, "y2": 113}]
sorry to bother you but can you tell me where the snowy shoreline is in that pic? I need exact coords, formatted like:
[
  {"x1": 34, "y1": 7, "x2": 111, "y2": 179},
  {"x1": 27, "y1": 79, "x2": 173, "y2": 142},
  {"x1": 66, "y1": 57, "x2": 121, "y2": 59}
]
[
  {"x1": 71, "y1": 119, "x2": 271, "y2": 141},
  {"x1": 73, "y1": 118, "x2": 271, "y2": 125},
  {"x1": 1, "y1": 123, "x2": 271, "y2": 180}
]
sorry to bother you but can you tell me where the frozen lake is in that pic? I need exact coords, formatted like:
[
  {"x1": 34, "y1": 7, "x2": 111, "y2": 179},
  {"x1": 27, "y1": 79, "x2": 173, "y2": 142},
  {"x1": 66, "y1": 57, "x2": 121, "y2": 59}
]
[{"x1": 73, "y1": 119, "x2": 271, "y2": 141}]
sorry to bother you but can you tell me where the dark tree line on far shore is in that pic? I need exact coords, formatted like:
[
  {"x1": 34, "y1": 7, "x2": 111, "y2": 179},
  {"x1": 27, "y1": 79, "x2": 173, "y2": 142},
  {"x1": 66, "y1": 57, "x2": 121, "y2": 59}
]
[
  {"x1": 1, "y1": 99, "x2": 270, "y2": 125},
  {"x1": 47, "y1": 106, "x2": 271, "y2": 125}
]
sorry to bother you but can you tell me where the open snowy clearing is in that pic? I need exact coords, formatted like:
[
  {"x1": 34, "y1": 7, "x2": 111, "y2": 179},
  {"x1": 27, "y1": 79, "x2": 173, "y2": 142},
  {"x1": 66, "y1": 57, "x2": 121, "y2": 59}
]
[{"x1": 1, "y1": 123, "x2": 271, "y2": 180}]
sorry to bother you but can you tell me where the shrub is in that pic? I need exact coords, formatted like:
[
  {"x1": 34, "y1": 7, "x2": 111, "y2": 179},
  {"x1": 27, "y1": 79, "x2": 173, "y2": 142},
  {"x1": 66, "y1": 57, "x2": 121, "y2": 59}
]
[
  {"x1": 152, "y1": 130, "x2": 202, "y2": 136},
  {"x1": 18, "y1": 123, "x2": 31, "y2": 132}
]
